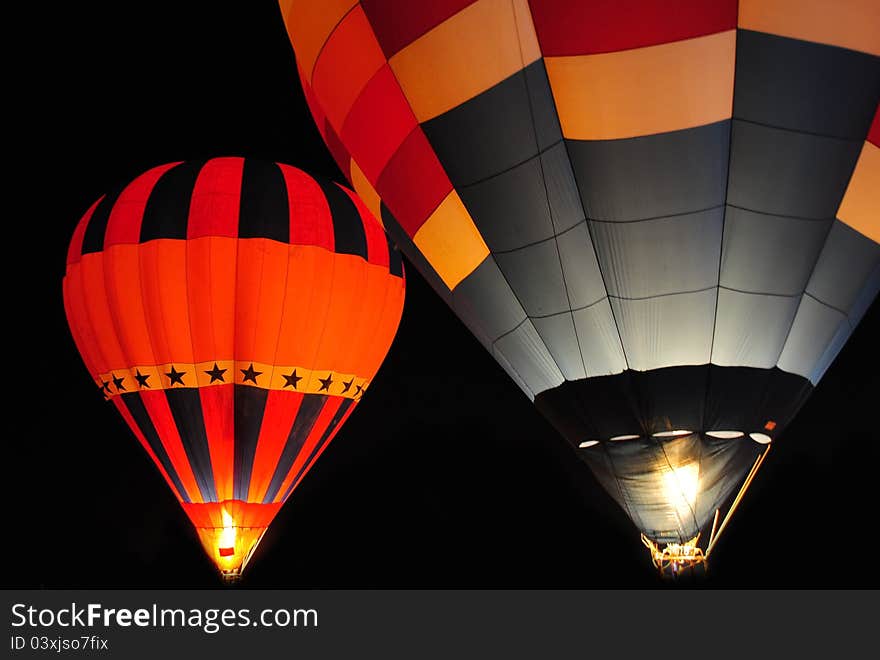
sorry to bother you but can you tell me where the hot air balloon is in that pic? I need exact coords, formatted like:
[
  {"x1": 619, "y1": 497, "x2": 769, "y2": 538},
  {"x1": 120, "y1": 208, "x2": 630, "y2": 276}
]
[
  {"x1": 63, "y1": 157, "x2": 405, "y2": 581},
  {"x1": 279, "y1": 0, "x2": 880, "y2": 574}
]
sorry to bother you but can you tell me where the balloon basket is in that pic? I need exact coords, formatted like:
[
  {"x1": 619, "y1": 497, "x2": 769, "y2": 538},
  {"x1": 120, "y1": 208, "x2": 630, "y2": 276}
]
[
  {"x1": 220, "y1": 569, "x2": 242, "y2": 586},
  {"x1": 641, "y1": 534, "x2": 707, "y2": 578}
]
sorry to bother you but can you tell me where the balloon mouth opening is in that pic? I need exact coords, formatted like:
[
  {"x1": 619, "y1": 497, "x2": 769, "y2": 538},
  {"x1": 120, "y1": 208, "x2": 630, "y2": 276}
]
[{"x1": 641, "y1": 534, "x2": 708, "y2": 578}]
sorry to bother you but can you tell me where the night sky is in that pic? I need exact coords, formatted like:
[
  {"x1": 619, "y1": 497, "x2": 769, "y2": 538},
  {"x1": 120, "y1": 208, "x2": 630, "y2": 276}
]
[{"x1": 12, "y1": 2, "x2": 879, "y2": 588}]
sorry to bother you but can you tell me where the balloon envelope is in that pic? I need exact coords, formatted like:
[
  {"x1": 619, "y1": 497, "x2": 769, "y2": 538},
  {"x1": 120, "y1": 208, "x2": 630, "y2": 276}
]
[
  {"x1": 63, "y1": 157, "x2": 405, "y2": 578},
  {"x1": 280, "y1": 0, "x2": 880, "y2": 560}
]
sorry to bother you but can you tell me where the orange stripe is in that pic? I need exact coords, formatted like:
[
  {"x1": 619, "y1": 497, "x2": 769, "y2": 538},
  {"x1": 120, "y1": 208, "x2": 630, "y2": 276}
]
[
  {"x1": 235, "y1": 239, "x2": 291, "y2": 365},
  {"x1": 139, "y1": 390, "x2": 204, "y2": 503},
  {"x1": 838, "y1": 141, "x2": 880, "y2": 244},
  {"x1": 102, "y1": 244, "x2": 156, "y2": 367},
  {"x1": 138, "y1": 240, "x2": 196, "y2": 365},
  {"x1": 270, "y1": 397, "x2": 344, "y2": 504},
  {"x1": 279, "y1": 0, "x2": 358, "y2": 82},
  {"x1": 78, "y1": 254, "x2": 129, "y2": 373},
  {"x1": 545, "y1": 30, "x2": 736, "y2": 140},
  {"x1": 246, "y1": 390, "x2": 306, "y2": 502},
  {"x1": 739, "y1": 0, "x2": 880, "y2": 57},
  {"x1": 187, "y1": 236, "x2": 237, "y2": 364}
]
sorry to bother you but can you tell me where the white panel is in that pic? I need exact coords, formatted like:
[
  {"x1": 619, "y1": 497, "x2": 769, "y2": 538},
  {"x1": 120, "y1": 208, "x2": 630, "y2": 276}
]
[
  {"x1": 711, "y1": 288, "x2": 800, "y2": 368},
  {"x1": 531, "y1": 312, "x2": 587, "y2": 381},
  {"x1": 777, "y1": 295, "x2": 847, "y2": 383},
  {"x1": 590, "y1": 208, "x2": 723, "y2": 298},
  {"x1": 556, "y1": 221, "x2": 607, "y2": 309},
  {"x1": 493, "y1": 320, "x2": 565, "y2": 396},
  {"x1": 610, "y1": 289, "x2": 716, "y2": 371},
  {"x1": 572, "y1": 298, "x2": 627, "y2": 377}
]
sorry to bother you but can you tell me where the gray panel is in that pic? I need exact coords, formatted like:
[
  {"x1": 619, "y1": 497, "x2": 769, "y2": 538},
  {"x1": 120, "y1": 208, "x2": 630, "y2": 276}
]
[
  {"x1": 572, "y1": 298, "x2": 627, "y2": 377},
  {"x1": 590, "y1": 207, "x2": 723, "y2": 299},
  {"x1": 809, "y1": 319, "x2": 856, "y2": 386},
  {"x1": 532, "y1": 312, "x2": 587, "y2": 381},
  {"x1": 720, "y1": 205, "x2": 831, "y2": 295},
  {"x1": 495, "y1": 238, "x2": 570, "y2": 317},
  {"x1": 777, "y1": 295, "x2": 847, "y2": 383},
  {"x1": 493, "y1": 320, "x2": 564, "y2": 397},
  {"x1": 712, "y1": 288, "x2": 801, "y2": 369},
  {"x1": 421, "y1": 60, "x2": 549, "y2": 187},
  {"x1": 727, "y1": 120, "x2": 862, "y2": 219},
  {"x1": 458, "y1": 154, "x2": 555, "y2": 251},
  {"x1": 806, "y1": 220, "x2": 880, "y2": 312},
  {"x1": 541, "y1": 141, "x2": 586, "y2": 234},
  {"x1": 610, "y1": 289, "x2": 716, "y2": 372},
  {"x1": 734, "y1": 30, "x2": 880, "y2": 140},
  {"x1": 524, "y1": 60, "x2": 563, "y2": 151},
  {"x1": 566, "y1": 121, "x2": 730, "y2": 223},
  {"x1": 556, "y1": 222, "x2": 607, "y2": 309},
  {"x1": 452, "y1": 257, "x2": 526, "y2": 343}
]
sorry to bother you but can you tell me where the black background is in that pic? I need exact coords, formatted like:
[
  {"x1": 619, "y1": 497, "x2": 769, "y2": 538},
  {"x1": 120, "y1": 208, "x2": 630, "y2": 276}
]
[{"x1": 10, "y1": 2, "x2": 879, "y2": 588}]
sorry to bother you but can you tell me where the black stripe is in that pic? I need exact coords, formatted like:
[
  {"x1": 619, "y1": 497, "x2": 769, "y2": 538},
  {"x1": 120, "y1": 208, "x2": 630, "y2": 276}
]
[
  {"x1": 120, "y1": 393, "x2": 191, "y2": 503},
  {"x1": 386, "y1": 235, "x2": 403, "y2": 277},
  {"x1": 238, "y1": 160, "x2": 290, "y2": 242},
  {"x1": 164, "y1": 388, "x2": 217, "y2": 502},
  {"x1": 317, "y1": 179, "x2": 367, "y2": 258},
  {"x1": 233, "y1": 385, "x2": 269, "y2": 501},
  {"x1": 280, "y1": 398, "x2": 354, "y2": 502},
  {"x1": 261, "y1": 394, "x2": 328, "y2": 503},
  {"x1": 81, "y1": 186, "x2": 124, "y2": 255},
  {"x1": 139, "y1": 160, "x2": 205, "y2": 242}
]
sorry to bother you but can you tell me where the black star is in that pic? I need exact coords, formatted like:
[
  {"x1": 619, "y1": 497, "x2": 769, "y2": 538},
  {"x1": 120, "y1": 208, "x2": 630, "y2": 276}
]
[
  {"x1": 318, "y1": 373, "x2": 334, "y2": 392},
  {"x1": 100, "y1": 380, "x2": 111, "y2": 393},
  {"x1": 112, "y1": 374, "x2": 126, "y2": 392},
  {"x1": 241, "y1": 363, "x2": 262, "y2": 384},
  {"x1": 165, "y1": 365, "x2": 186, "y2": 386},
  {"x1": 341, "y1": 378, "x2": 354, "y2": 394},
  {"x1": 204, "y1": 363, "x2": 227, "y2": 383},
  {"x1": 134, "y1": 370, "x2": 151, "y2": 388},
  {"x1": 282, "y1": 369, "x2": 302, "y2": 389},
  {"x1": 354, "y1": 383, "x2": 366, "y2": 398}
]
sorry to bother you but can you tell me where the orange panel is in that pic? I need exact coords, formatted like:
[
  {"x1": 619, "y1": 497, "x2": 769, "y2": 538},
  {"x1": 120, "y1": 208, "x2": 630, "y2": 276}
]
[
  {"x1": 739, "y1": 0, "x2": 880, "y2": 57},
  {"x1": 838, "y1": 141, "x2": 880, "y2": 244},
  {"x1": 247, "y1": 390, "x2": 305, "y2": 502},
  {"x1": 279, "y1": 0, "x2": 358, "y2": 81},
  {"x1": 138, "y1": 240, "x2": 195, "y2": 366},
  {"x1": 546, "y1": 30, "x2": 736, "y2": 140},
  {"x1": 389, "y1": 0, "x2": 541, "y2": 123},
  {"x1": 273, "y1": 245, "x2": 336, "y2": 367},
  {"x1": 308, "y1": 254, "x2": 364, "y2": 373},
  {"x1": 63, "y1": 269, "x2": 104, "y2": 383},
  {"x1": 186, "y1": 236, "x2": 237, "y2": 364},
  {"x1": 78, "y1": 253, "x2": 128, "y2": 373},
  {"x1": 311, "y1": 5, "x2": 387, "y2": 131},
  {"x1": 102, "y1": 244, "x2": 156, "y2": 367}
]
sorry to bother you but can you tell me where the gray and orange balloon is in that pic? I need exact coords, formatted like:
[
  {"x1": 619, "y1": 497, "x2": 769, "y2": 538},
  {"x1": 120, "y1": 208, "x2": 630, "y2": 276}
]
[
  {"x1": 63, "y1": 157, "x2": 405, "y2": 580},
  {"x1": 280, "y1": 0, "x2": 879, "y2": 572}
]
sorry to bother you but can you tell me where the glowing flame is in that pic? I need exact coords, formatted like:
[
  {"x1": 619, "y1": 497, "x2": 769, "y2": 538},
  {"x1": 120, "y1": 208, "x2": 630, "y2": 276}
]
[
  {"x1": 662, "y1": 463, "x2": 700, "y2": 519},
  {"x1": 219, "y1": 509, "x2": 237, "y2": 554}
]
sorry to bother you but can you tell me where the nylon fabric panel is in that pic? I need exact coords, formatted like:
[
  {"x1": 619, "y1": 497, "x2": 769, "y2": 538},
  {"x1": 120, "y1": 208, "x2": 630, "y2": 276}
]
[
  {"x1": 720, "y1": 206, "x2": 832, "y2": 296},
  {"x1": 554, "y1": 222, "x2": 606, "y2": 309},
  {"x1": 733, "y1": 29, "x2": 880, "y2": 140},
  {"x1": 421, "y1": 60, "x2": 558, "y2": 188},
  {"x1": 199, "y1": 384, "x2": 235, "y2": 502},
  {"x1": 67, "y1": 198, "x2": 99, "y2": 265},
  {"x1": 186, "y1": 236, "x2": 237, "y2": 365},
  {"x1": 268, "y1": 396, "x2": 343, "y2": 504},
  {"x1": 572, "y1": 299, "x2": 628, "y2": 378},
  {"x1": 138, "y1": 240, "x2": 196, "y2": 367},
  {"x1": 806, "y1": 221, "x2": 880, "y2": 313},
  {"x1": 711, "y1": 289, "x2": 801, "y2": 369},
  {"x1": 529, "y1": 0, "x2": 737, "y2": 56},
  {"x1": 119, "y1": 392, "x2": 191, "y2": 503},
  {"x1": 492, "y1": 319, "x2": 565, "y2": 396},
  {"x1": 726, "y1": 120, "x2": 862, "y2": 219},
  {"x1": 238, "y1": 160, "x2": 290, "y2": 242},
  {"x1": 567, "y1": 121, "x2": 730, "y2": 222},
  {"x1": 610, "y1": 289, "x2": 717, "y2": 372},
  {"x1": 777, "y1": 296, "x2": 848, "y2": 383},
  {"x1": 277, "y1": 164, "x2": 335, "y2": 251},
  {"x1": 494, "y1": 238, "x2": 571, "y2": 317},
  {"x1": 164, "y1": 387, "x2": 218, "y2": 502},
  {"x1": 590, "y1": 208, "x2": 723, "y2": 298},
  {"x1": 340, "y1": 180, "x2": 390, "y2": 268},
  {"x1": 387, "y1": 0, "x2": 540, "y2": 123},
  {"x1": 139, "y1": 161, "x2": 204, "y2": 242},
  {"x1": 837, "y1": 141, "x2": 880, "y2": 243},
  {"x1": 531, "y1": 313, "x2": 586, "y2": 382},
  {"x1": 81, "y1": 188, "x2": 123, "y2": 255},
  {"x1": 105, "y1": 163, "x2": 180, "y2": 246},
  {"x1": 361, "y1": 0, "x2": 477, "y2": 58},
  {"x1": 101, "y1": 244, "x2": 157, "y2": 367},
  {"x1": 278, "y1": 0, "x2": 357, "y2": 81},
  {"x1": 262, "y1": 394, "x2": 328, "y2": 503},
  {"x1": 186, "y1": 157, "x2": 243, "y2": 239},
  {"x1": 247, "y1": 390, "x2": 306, "y2": 503},
  {"x1": 233, "y1": 385, "x2": 270, "y2": 501},
  {"x1": 139, "y1": 389, "x2": 204, "y2": 503},
  {"x1": 280, "y1": 398, "x2": 355, "y2": 502},
  {"x1": 452, "y1": 257, "x2": 526, "y2": 343},
  {"x1": 78, "y1": 254, "x2": 128, "y2": 373},
  {"x1": 316, "y1": 180, "x2": 368, "y2": 259}
]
